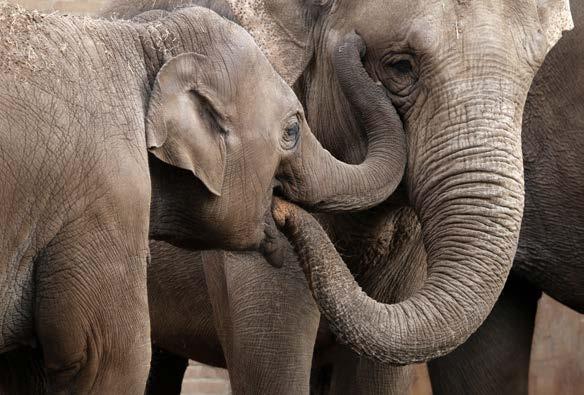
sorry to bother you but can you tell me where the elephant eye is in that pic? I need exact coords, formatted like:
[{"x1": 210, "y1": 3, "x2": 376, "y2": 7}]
[
  {"x1": 389, "y1": 59, "x2": 413, "y2": 74},
  {"x1": 282, "y1": 116, "x2": 301, "y2": 151},
  {"x1": 380, "y1": 53, "x2": 418, "y2": 96}
]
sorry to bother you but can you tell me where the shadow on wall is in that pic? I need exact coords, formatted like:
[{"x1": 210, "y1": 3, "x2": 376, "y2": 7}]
[{"x1": 8, "y1": 1, "x2": 584, "y2": 394}]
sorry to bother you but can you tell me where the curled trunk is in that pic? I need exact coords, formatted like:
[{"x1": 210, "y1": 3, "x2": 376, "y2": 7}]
[{"x1": 278, "y1": 33, "x2": 406, "y2": 212}]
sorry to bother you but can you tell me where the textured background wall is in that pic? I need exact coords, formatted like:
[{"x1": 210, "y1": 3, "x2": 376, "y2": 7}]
[{"x1": 6, "y1": 1, "x2": 583, "y2": 394}]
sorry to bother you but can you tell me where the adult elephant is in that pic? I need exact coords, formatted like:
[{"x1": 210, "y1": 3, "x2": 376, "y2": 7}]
[
  {"x1": 427, "y1": 1, "x2": 584, "y2": 393},
  {"x1": 276, "y1": 1, "x2": 584, "y2": 392},
  {"x1": 0, "y1": 5, "x2": 405, "y2": 393}
]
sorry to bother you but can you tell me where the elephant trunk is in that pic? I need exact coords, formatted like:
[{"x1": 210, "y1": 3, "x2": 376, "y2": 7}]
[
  {"x1": 278, "y1": 34, "x2": 406, "y2": 212},
  {"x1": 274, "y1": 87, "x2": 525, "y2": 363}
]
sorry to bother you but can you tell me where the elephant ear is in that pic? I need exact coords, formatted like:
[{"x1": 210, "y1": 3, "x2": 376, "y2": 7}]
[
  {"x1": 225, "y1": 0, "x2": 323, "y2": 85},
  {"x1": 146, "y1": 52, "x2": 230, "y2": 196},
  {"x1": 537, "y1": 0, "x2": 574, "y2": 48}
]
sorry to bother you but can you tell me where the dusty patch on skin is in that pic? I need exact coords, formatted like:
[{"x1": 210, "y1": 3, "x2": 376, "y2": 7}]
[
  {"x1": 0, "y1": 4, "x2": 125, "y2": 77},
  {"x1": 538, "y1": 0, "x2": 573, "y2": 47},
  {"x1": 144, "y1": 21, "x2": 176, "y2": 61},
  {"x1": 225, "y1": 0, "x2": 313, "y2": 85},
  {"x1": 0, "y1": 2, "x2": 46, "y2": 72}
]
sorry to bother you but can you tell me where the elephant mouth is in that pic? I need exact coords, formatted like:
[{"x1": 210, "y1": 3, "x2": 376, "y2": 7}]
[{"x1": 259, "y1": 208, "x2": 289, "y2": 268}]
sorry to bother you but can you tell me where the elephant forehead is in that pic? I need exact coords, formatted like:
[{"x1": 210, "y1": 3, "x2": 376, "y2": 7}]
[
  {"x1": 342, "y1": 1, "x2": 447, "y2": 51},
  {"x1": 220, "y1": 40, "x2": 296, "y2": 109},
  {"x1": 350, "y1": 0, "x2": 540, "y2": 40},
  {"x1": 353, "y1": 0, "x2": 556, "y2": 71},
  {"x1": 252, "y1": 75, "x2": 300, "y2": 119},
  {"x1": 229, "y1": 57, "x2": 299, "y2": 127}
]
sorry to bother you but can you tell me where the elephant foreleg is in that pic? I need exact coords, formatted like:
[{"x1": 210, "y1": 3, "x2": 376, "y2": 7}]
[
  {"x1": 328, "y1": 348, "x2": 415, "y2": 395},
  {"x1": 35, "y1": 217, "x2": 151, "y2": 394},
  {"x1": 203, "y1": 249, "x2": 320, "y2": 395}
]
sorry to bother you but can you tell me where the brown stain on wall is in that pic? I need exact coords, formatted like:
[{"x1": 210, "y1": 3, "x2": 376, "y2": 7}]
[{"x1": 8, "y1": 1, "x2": 584, "y2": 394}]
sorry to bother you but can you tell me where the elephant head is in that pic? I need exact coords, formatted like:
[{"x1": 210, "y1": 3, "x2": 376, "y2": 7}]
[
  {"x1": 143, "y1": 8, "x2": 405, "y2": 252},
  {"x1": 223, "y1": 0, "x2": 573, "y2": 363}
]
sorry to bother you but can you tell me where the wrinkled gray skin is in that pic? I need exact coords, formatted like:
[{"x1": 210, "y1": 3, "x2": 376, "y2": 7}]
[
  {"x1": 0, "y1": 5, "x2": 405, "y2": 394},
  {"x1": 279, "y1": 1, "x2": 584, "y2": 393},
  {"x1": 104, "y1": 0, "x2": 577, "y2": 394}
]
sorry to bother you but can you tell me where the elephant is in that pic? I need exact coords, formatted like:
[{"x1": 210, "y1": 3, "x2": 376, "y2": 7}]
[
  {"x1": 426, "y1": 1, "x2": 584, "y2": 392},
  {"x1": 102, "y1": 0, "x2": 577, "y2": 393},
  {"x1": 0, "y1": 4, "x2": 406, "y2": 393},
  {"x1": 271, "y1": 2, "x2": 584, "y2": 393}
]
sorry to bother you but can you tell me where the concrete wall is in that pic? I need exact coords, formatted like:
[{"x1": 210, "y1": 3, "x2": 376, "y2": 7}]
[
  {"x1": 7, "y1": 0, "x2": 110, "y2": 14},
  {"x1": 182, "y1": 362, "x2": 231, "y2": 395},
  {"x1": 530, "y1": 296, "x2": 584, "y2": 395},
  {"x1": 7, "y1": 1, "x2": 583, "y2": 394}
]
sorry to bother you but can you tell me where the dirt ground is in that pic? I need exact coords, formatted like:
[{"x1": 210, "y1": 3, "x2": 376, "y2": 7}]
[{"x1": 6, "y1": 1, "x2": 584, "y2": 394}]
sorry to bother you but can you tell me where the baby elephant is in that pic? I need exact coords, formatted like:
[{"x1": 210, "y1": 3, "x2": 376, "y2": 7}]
[{"x1": 0, "y1": 4, "x2": 405, "y2": 394}]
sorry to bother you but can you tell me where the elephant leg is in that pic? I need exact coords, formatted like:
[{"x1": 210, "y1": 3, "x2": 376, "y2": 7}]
[
  {"x1": 427, "y1": 274, "x2": 541, "y2": 395},
  {"x1": 35, "y1": 219, "x2": 151, "y2": 394},
  {"x1": 328, "y1": 346, "x2": 414, "y2": 395},
  {"x1": 203, "y1": 250, "x2": 320, "y2": 395},
  {"x1": 146, "y1": 346, "x2": 189, "y2": 395}
]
